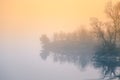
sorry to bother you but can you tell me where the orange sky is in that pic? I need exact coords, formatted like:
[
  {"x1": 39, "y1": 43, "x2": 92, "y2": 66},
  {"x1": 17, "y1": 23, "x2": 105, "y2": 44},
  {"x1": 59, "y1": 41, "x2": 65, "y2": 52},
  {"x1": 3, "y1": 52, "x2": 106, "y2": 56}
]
[{"x1": 0, "y1": 0, "x2": 120, "y2": 37}]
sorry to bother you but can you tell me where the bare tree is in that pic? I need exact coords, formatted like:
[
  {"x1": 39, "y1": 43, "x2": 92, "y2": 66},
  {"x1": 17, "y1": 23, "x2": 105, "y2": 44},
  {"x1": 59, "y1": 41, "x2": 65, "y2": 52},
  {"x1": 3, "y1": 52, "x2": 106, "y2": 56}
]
[
  {"x1": 105, "y1": 1, "x2": 120, "y2": 44},
  {"x1": 91, "y1": 1, "x2": 120, "y2": 47},
  {"x1": 91, "y1": 2, "x2": 120, "y2": 79}
]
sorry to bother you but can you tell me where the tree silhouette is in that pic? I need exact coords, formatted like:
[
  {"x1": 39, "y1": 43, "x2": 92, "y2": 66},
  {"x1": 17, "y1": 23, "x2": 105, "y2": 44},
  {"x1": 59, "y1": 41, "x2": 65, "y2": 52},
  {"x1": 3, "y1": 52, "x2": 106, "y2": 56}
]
[
  {"x1": 91, "y1": 2, "x2": 120, "y2": 48},
  {"x1": 91, "y1": 2, "x2": 120, "y2": 80},
  {"x1": 40, "y1": 34, "x2": 50, "y2": 45}
]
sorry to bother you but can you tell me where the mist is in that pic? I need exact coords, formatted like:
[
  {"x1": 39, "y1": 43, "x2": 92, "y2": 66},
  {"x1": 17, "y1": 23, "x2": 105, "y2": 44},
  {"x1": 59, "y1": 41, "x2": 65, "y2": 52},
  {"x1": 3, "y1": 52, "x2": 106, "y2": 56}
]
[{"x1": 1, "y1": 0, "x2": 120, "y2": 80}]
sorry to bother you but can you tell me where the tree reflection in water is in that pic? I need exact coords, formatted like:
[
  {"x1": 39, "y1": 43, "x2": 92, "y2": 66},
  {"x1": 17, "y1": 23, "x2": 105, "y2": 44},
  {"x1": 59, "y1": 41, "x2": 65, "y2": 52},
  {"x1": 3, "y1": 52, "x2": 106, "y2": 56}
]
[
  {"x1": 40, "y1": 41, "x2": 95, "y2": 69},
  {"x1": 92, "y1": 42, "x2": 120, "y2": 80},
  {"x1": 40, "y1": 41, "x2": 120, "y2": 80}
]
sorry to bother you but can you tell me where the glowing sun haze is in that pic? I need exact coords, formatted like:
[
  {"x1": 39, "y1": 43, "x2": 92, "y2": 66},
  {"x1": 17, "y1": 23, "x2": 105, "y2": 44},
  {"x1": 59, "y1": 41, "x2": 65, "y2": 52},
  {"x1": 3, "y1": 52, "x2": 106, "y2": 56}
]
[{"x1": 0, "y1": 0, "x2": 119, "y2": 37}]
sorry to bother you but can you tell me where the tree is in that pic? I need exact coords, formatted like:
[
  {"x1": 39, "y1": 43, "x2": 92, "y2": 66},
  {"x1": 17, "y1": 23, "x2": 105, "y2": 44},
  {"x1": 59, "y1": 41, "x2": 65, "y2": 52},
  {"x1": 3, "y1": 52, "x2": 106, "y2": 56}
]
[
  {"x1": 91, "y1": 1, "x2": 120, "y2": 47},
  {"x1": 40, "y1": 34, "x2": 50, "y2": 45},
  {"x1": 105, "y1": 1, "x2": 120, "y2": 45},
  {"x1": 91, "y1": 2, "x2": 120, "y2": 79}
]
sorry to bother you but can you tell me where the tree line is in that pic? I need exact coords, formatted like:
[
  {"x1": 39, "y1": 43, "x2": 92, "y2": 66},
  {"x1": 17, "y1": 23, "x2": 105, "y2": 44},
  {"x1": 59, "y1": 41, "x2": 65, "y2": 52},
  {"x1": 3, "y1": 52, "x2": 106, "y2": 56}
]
[{"x1": 40, "y1": 2, "x2": 120, "y2": 49}]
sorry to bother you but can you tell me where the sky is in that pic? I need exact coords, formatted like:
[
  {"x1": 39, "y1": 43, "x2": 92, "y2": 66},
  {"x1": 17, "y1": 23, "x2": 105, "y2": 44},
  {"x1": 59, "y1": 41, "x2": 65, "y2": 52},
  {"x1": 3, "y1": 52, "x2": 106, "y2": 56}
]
[
  {"x1": 1, "y1": 1, "x2": 120, "y2": 79},
  {"x1": 0, "y1": 0, "x2": 120, "y2": 38}
]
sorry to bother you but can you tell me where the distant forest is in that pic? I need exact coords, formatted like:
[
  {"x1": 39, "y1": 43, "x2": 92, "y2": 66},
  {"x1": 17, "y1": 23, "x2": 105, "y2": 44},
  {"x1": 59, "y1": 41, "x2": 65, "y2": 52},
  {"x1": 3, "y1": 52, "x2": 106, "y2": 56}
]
[{"x1": 40, "y1": 27, "x2": 95, "y2": 50}]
